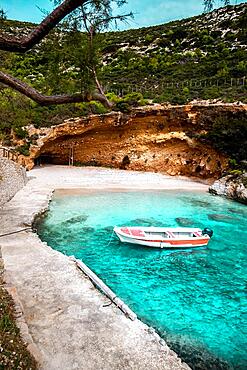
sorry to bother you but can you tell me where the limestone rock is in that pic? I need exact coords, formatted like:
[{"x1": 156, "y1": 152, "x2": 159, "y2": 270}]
[
  {"x1": 7, "y1": 102, "x2": 247, "y2": 179},
  {"x1": 209, "y1": 172, "x2": 247, "y2": 205}
]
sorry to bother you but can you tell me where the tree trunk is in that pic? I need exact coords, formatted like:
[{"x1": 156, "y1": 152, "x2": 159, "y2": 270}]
[
  {"x1": 0, "y1": 0, "x2": 113, "y2": 108},
  {"x1": 0, "y1": 71, "x2": 112, "y2": 107}
]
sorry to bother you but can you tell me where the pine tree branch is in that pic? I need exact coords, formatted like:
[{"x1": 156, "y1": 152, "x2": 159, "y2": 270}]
[
  {"x1": 0, "y1": 0, "x2": 89, "y2": 52},
  {"x1": 0, "y1": 71, "x2": 112, "y2": 107},
  {"x1": 204, "y1": 0, "x2": 230, "y2": 12}
]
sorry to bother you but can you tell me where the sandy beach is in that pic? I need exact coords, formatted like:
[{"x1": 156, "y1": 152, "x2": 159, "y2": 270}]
[
  {"x1": 0, "y1": 165, "x2": 207, "y2": 370},
  {"x1": 29, "y1": 164, "x2": 209, "y2": 190}
]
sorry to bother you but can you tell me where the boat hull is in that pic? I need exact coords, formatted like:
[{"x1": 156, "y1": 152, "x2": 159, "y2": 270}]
[{"x1": 114, "y1": 226, "x2": 210, "y2": 249}]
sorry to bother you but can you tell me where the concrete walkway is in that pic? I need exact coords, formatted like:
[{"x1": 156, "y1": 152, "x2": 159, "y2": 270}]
[{"x1": 0, "y1": 166, "x2": 203, "y2": 370}]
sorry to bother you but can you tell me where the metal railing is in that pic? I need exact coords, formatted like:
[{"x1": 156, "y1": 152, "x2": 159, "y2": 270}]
[
  {"x1": 105, "y1": 76, "x2": 246, "y2": 97},
  {"x1": 0, "y1": 146, "x2": 20, "y2": 163}
]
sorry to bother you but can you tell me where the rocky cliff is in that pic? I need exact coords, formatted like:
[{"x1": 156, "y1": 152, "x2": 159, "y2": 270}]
[
  {"x1": 19, "y1": 102, "x2": 246, "y2": 179},
  {"x1": 209, "y1": 172, "x2": 247, "y2": 204}
]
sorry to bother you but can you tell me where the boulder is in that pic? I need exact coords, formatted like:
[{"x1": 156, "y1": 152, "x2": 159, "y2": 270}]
[{"x1": 209, "y1": 172, "x2": 247, "y2": 205}]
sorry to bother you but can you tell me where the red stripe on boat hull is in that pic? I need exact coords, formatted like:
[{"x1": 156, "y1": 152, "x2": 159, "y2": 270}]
[{"x1": 137, "y1": 238, "x2": 209, "y2": 246}]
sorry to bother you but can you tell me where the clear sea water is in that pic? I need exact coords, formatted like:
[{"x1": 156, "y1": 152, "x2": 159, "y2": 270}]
[{"x1": 35, "y1": 190, "x2": 247, "y2": 370}]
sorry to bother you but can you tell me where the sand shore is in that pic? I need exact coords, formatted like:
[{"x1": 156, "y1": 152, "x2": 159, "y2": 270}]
[
  {"x1": 30, "y1": 164, "x2": 209, "y2": 190},
  {"x1": 0, "y1": 165, "x2": 203, "y2": 370}
]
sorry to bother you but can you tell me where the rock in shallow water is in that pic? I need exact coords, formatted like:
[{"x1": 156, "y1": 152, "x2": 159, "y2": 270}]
[
  {"x1": 130, "y1": 218, "x2": 166, "y2": 227},
  {"x1": 61, "y1": 214, "x2": 88, "y2": 226},
  {"x1": 228, "y1": 208, "x2": 247, "y2": 216},
  {"x1": 207, "y1": 214, "x2": 236, "y2": 223},
  {"x1": 165, "y1": 335, "x2": 231, "y2": 370},
  {"x1": 175, "y1": 217, "x2": 195, "y2": 227}
]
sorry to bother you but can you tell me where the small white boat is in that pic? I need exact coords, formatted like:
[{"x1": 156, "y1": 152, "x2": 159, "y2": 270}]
[{"x1": 113, "y1": 226, "x2": 213, "y2": 249}]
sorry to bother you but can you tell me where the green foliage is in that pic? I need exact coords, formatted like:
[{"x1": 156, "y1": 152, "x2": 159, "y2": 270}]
[
  {"x1": 115, "y1": 101, "x2": 131, "y2": 113},
  {"x1": 144, "y1": 34, "x2": 154, "y2": 43},
  {"x1": 0, "y1": 89, "x2": 99, "y2": 141},
  {"x1": 89, "y1": 101, "x2": 108, "y2": 114},
  {"x1": 228, "y1": 169, "x2": 243, "y2": 175},
  {"x1": 183, "y1": 87, "x2": 190, "y2": 95},
  {"x1": 229, "y1": 158, "x2": 238, "y2": 168},
  {"x1": 113, "y1": 92, "x2": 147, "y2": 112},
  {"x1": 100, "y1": 4, "x2": 247, "y2": 103},
  {"x1": 123, "y1": 92, "x2": 144, "y2": 106},
  {"x1": 0, "y1": 266, "x2": 38, "y2": 369},
  {"x1": 202, "y1": 116, "x2": 247, "y2": 162},
  {"x1": 153, "y1": 90, "x2": 189, "y2": 105},
  {"x1": 16, "y1": 143, "x2": 30, "y2": 156},
  {"x1": 106, "y1": 92, "x2": 121, "y2": 103},
  {"x1": 0, "y1": 2, "x2": 246, "y2": 136},
  {"x1": 14, "y1": 126, "x2": 28, "y2": 139},
  {"x1": 202, "y1": 86, "x2": 221, "y2": 99},
  {"x1": 74, "y1": 102, "x2": 91, "y2": 116},
  {"x1": 0, "y1": 312, "x2": 16, "y2": 331}
]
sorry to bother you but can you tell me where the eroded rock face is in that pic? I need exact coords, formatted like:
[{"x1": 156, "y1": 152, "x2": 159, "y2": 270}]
[
  {"x1": 209, "y1": 173, "x2": 247, "y2": 204},
  {"x1": 21, "y1": 103, "x2": 247, "y2": 178}
]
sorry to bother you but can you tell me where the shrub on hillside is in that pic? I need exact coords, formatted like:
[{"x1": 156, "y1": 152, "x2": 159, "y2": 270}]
[
  {"x1": 14, "y1": 126, "x2": 28, "y2": 139},
  {"x1": 105, "y1": 92, "x2": 121, "y2": 104},
  {"x1": 16, "y1": 143, "x2": 30, "y2": 156},
  {"x1": 115, "y1": 101, "x2": 131, "y2": 113},
  {"x1": 89, "y1": 101, "x2": 109, "y2": 114},
  {"x1": 201, "y1": 116, "x2": 247, "y2": 164},
  {"x1": 124, "y1": 92, "x2": 147, "y2": 106}
]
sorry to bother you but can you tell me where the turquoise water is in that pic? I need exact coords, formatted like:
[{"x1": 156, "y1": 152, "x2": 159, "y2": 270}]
[{"x1": 36, "y1": 190, "x2": 247, "y2": 370}]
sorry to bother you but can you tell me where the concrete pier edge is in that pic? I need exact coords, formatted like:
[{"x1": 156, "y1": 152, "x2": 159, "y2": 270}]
[{"x1": 0, "y1": 166, "x2": 199, "y2": 369}]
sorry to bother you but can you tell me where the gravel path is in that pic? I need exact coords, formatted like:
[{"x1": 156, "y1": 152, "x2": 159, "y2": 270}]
[{"x1": 0, "y1": 165, "x2": 201, "y2": 370}]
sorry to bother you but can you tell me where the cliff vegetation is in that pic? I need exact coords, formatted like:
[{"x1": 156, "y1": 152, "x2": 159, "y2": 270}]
[{"x1": 0, "y1": 3, "x2": 246, "y2": 168}]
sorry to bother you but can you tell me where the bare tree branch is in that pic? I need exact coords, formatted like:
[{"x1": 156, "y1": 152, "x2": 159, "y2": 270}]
[
  {"x1": 0, "y1": 0, "x2": 89, "y2": 52},
  {"x1": 0, "y1": 71, "x2": 112, "y2": 107},
  {"x1": 94, "y1": 12, "x2": 134, "y2": 30}
]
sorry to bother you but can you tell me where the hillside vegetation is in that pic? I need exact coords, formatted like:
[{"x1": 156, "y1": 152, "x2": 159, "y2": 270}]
[
  {"x1": 0, "y1": 3, "x2": 246, "y2": 160},
  {"x1": 102, "y1": 2, "x2": 247, "y2": 102}
]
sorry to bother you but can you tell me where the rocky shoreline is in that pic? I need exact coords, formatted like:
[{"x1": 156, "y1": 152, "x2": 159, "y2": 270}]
[{"x1": 209, "y1": 172, "x2": 247, "y2": 205}]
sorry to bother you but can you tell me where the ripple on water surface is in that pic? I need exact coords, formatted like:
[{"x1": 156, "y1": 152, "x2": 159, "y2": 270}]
[{"x1": 36, "y1": 190, "x2": 247, "y2": 370}]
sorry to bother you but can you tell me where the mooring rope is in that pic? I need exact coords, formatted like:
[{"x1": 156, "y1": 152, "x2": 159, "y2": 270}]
[
  {"x1": 105, "y1": 230, "x2": 115, "y2": 247},
  {"x1": 0, "y1": 227, "x2": 33, "y2": 238}
]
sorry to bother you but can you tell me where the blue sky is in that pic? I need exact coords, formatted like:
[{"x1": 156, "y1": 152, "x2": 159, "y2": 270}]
[{"x1": 0, "y1": 0, "x2": 244, "y2": 29}]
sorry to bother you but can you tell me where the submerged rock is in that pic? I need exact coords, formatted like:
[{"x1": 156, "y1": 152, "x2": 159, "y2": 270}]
[
  {"x1": 209, "y1": 172, "x2": 247, "y2": 205},
  {"x1": 190, "y1": 199, "x2": 211, "y2": 208},
  {"x1": 165, "y1": 335, "x2": 231, "y2": 370},
  {"x1": 61, "y1": 215, "x2": 88, "y2": 226},
  {"x1": 130, "y1": 218, "x2": 165, "y2": 227},
  {"x1": 207, "y1": 214, "x2": 236, "y2": 223},
  {"x1": 228, "y1": 208, "x2": 246, "y2": 215},
  {"x1": 81, "y1": 226, "x2": 95, "y2": 233},
  {"x1": 175, "y1": 217, "x2": 195, "y2": 227},
  {"x1": 103, "y1": 226, "x2": 113, "y2": 233}
]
